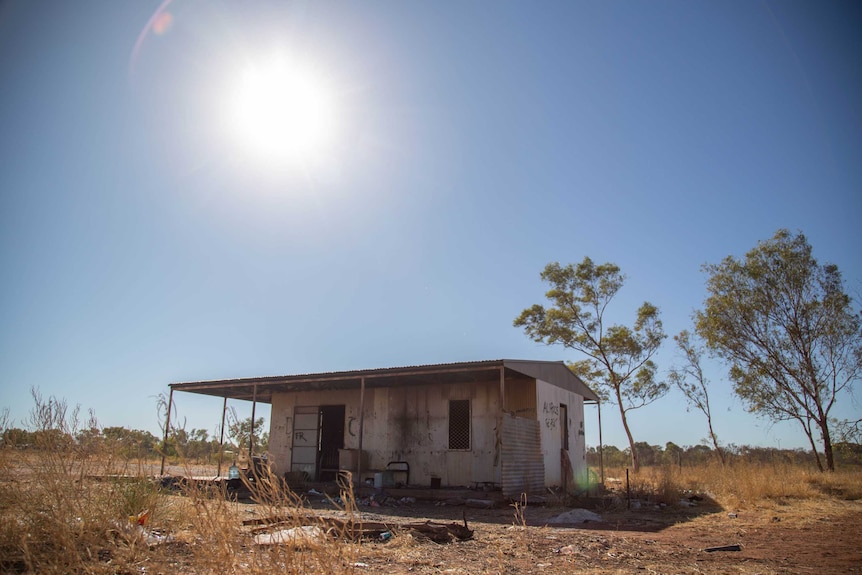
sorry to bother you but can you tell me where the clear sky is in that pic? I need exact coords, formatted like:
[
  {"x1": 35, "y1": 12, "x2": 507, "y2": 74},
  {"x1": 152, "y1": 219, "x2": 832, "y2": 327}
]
[{"x1": 1, "y1": 1, "x2": 860, "y2": 452}]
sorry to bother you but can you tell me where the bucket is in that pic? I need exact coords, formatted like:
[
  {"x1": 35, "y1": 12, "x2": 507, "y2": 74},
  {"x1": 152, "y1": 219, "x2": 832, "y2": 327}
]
[{"x1": 374, "y1": 471, "x2": 395, "y2": 488}]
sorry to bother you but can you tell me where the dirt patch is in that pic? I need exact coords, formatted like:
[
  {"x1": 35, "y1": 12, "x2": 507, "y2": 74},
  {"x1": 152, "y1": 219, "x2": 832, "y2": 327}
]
[{"x1": 287, "y1": 497, "x2": 862, "y2": 574}]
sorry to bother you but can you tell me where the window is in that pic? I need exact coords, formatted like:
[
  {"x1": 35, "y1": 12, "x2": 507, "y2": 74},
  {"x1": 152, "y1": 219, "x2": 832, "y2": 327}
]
[{"x1": 448, "y1": 399, "x2": 470, "y2": 450}]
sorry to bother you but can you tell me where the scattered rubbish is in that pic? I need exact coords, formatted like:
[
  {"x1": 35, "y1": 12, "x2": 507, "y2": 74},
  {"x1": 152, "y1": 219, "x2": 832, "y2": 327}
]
[
  {"x1": 727, "y1": 513, "x2": 738, "y2": 518},
  {"x1": 557, "y1": 544, "x2": 577, "y2": 555},
  {"x1": 405, "y1": 519, "x2": 473, "y2": 543},
  {"x1": 142, "y1": 528, "x2": 174, "y2": 547},
  {"x1": 399, "y1": 497, "x2": 416, "y2": 504},
  {"x1": 254, "y1": 526, "x2": 327, "y2": 547},
  {"x1": 129, "y1": 510, "x2": 150, "y2": 526},
  {"x1": 536, "y1": 563, "x2": 551, "y2": 568},
  {"x1": 353, "y1": 563, "x2": 368, "y2": 568},
  {"x1": 704, "y1": 544, "x2": 742, "y2": 553},
  {"x1": 465, "y1": 498, "x2": 495, "y2": 509},
  {"x1": 380, "y1": 531, "x2": 392, "y2": 541},
  {"x1": 307, "y1": 488, "x2": 322, "y2": 495},
  {"x1": 678, "y1": 499, "x2": 696, "y2": 507},
  {"x1": 547, "y1": 509, "x2": 602, "y2": 524},
  {"x1": 111, "y1": 519, "x2": 174, "y2": 547}
]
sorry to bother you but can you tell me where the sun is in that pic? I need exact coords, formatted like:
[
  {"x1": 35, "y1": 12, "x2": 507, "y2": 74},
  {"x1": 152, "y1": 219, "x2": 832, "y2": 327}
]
[{"x1": 228, "y1": 55, "x2": 336, "y2": 168}]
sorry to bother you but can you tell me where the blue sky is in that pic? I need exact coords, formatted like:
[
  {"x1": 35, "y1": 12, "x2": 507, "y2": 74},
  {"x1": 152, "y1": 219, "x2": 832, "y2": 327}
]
[{"x1": 1, "y1": 1, "x2": 860, "y2": 451}]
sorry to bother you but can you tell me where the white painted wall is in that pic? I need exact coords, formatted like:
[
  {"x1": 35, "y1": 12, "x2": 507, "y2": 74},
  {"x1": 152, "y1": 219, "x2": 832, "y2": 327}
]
[{"x1": 535, "y1": 379, "x2": 587, "y2": 488}]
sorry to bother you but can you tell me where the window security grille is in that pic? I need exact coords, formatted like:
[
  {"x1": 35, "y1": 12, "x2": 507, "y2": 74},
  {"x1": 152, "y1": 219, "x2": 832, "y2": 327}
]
[{"x1": 448, "y1": 399, "x2": 470, "y2": 450}]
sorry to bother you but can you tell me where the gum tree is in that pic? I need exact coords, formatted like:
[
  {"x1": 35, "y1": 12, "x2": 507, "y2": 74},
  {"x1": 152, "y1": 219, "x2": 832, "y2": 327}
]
[
  {"x1": 668, "y1": 330, "x2": 726, "y2": 465},
  {"x1": 696, "y1": 230, "x2": 862, "y2": 471},
  {"x1": 514, "y1": 258, "x2": 667, "y2": 472}
]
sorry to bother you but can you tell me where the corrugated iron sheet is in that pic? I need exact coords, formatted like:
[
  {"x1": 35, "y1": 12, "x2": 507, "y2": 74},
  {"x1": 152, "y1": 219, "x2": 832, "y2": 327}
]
[{"x1": 501, "y1": 414, "x2": 544, "y2": 498}]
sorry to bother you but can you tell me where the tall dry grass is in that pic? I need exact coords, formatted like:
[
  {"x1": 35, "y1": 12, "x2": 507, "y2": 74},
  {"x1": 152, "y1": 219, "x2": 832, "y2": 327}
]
[
  {"x1": 601, "y1": 460, "x2": 862, "y2": 509},
  {"x1": 0, "y1": 393, "x2": 365, "y2": 574}
]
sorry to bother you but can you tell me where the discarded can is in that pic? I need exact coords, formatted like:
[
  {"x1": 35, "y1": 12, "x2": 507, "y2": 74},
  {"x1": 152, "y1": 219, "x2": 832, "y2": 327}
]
[{"x1": 380, "y1": 531, "x2": 392, "y2": 541}]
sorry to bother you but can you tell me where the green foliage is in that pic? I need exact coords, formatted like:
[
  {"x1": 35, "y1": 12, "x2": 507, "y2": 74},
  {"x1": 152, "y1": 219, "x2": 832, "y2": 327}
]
[
  {"x1": 228, "y1": 412, "x2": 269, "y2": 457},
  {"x1": 515, "y1": 258, "x2": 668, "y2": 471},
  {"x1": 695, "y1": 229, "x2": 861, "y2": 471}
]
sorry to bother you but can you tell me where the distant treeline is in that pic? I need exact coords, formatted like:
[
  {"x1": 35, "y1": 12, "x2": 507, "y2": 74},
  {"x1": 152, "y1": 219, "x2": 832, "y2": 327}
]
[
  {"x1": 4, "y1": 423, "x2": 861, "y2": 468},
  {"x1": 589, "y1": 441, "x2": 862, "y2": 469},
  {"x1": 1, "y1": 419, "x2": 268, "y2": 462}
]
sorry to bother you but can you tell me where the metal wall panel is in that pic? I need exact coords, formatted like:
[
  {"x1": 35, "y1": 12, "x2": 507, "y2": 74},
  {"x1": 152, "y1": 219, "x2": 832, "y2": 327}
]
[{"x1": 501, "y1": 413, "x2": 544, "y2": 498}]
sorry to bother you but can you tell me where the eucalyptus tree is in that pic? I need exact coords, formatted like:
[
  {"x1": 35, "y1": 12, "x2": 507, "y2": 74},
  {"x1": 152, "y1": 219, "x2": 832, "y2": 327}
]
[
  {"x1": 668, "y1": 330, "x2": 726, "y2": 465},
  {"x1": 696, "y1": 230, "x2": 861, "y2": 471},
  {"x1": 514, "y1": 258, "x2": 667, "y2": 472}
]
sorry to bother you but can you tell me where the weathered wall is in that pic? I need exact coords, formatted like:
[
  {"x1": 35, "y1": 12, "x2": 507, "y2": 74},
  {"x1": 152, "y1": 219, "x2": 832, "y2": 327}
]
[
  {"x1": 504, "y1": 378, "x2": 537, "y2": 419},
  {"x1": 500, "y1": 413, "x2": 544, "y2": 497},
  {"x1": 268, "y1": 379, "x2": 501, "y2": 487},
  {"x1": 535, "y1": 379, "x2": 586, "y2": 487}
]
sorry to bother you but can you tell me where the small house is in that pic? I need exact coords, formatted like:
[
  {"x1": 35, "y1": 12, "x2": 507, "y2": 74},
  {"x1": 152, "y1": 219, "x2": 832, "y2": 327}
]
[{"x1": 169, "y1": 359, "x2": 600, "y2": 497}]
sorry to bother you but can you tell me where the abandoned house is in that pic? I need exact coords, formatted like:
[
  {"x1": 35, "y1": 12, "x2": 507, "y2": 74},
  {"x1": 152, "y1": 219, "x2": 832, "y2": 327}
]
[{"x1": 168, "y1": 359, "x2": 600, "y2": 497}]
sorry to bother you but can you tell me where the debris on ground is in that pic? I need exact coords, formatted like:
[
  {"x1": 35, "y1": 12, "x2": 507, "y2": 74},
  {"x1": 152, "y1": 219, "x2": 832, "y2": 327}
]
[
  {"x1": 243, "y1": 515, "x2": 390, "y2": 539},
  {"x1": 547, "y1": 509, "x2": 603, "y2": 524},
  {"x1": 245, "y1": 513, "x2": 473, "y2": 545},
  {"x1": 704, "y1": 544, "x2": 742, "y2": 552},
  {"x1": 254, "y1": 526, "x2": 327, "y2": 547},
  {"x1": 404, "y1": 520, "x2": 474, "y2": 543}
]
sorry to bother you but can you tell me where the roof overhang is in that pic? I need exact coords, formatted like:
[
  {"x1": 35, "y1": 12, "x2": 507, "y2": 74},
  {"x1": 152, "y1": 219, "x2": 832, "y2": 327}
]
[{"x1": 170, "y1": 359, "x2": 600, "y2": 404}]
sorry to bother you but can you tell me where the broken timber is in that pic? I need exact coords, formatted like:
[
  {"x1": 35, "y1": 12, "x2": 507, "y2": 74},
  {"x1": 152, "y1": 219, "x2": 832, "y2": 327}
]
[{"x1": 244, "y1": 514, "x2": 474, "y2": 543}]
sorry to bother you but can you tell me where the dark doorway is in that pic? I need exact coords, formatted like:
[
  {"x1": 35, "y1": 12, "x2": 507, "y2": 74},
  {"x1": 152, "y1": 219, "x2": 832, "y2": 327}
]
[
  {"x1": 317, "y1": 405, "x2": 345, "y2": 481},
  {"x1": 560, "y1": 403, "x2": 569, "y2": 451}
]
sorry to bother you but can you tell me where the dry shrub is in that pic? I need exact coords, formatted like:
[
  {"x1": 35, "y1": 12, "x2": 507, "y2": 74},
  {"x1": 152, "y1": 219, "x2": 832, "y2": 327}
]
[
  {"x1": 1, "y1": 392, "x2": 364, "y2": 574},
  {"x1": 0, "y1": 392, "x2": 167, "y2": 574}
]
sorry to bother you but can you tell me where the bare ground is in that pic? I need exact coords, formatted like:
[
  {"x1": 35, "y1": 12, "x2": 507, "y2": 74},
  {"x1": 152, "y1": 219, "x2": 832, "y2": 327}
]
[{"x1": 277, "y1": 495, "x2": 862, "y2": 574}]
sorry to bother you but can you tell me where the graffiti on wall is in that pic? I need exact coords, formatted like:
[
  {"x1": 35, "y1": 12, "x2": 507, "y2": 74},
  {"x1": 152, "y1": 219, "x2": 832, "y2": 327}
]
[{"x1": 543, "y1": 401, "x2": 559, "y2": 430}]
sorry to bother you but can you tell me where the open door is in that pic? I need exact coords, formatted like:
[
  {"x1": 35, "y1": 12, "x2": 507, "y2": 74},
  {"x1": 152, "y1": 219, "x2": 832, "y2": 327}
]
[
  {"x1": 291, "y1": 406, "x2": 320, "y2": 480},
  {"x1": 290, "y1": 405, "x2": 346, "y2": 481},
  {"x1": 318, "y1": 405, "x2": 345, "y2": 481}
]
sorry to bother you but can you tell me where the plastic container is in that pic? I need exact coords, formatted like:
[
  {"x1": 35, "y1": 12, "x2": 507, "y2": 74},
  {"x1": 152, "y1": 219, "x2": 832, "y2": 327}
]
[{"x1": 228, "y1": 464, "x2": 240, "y2": 479}]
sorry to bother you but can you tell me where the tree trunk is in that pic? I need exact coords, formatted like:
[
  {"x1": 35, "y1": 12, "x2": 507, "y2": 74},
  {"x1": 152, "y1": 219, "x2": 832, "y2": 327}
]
[
  {"x1": 820, "y1": 418, "x2": 835, "y2": 472},
  {"x1": 617, "y1": 398, "x2": 639, "y2": 473},
  {"x1": 708, "y1": 423, "x2": 726, "y2": 466},
  {"x1": 801, "y1": 418, "x2": 824, "y2": 472}
]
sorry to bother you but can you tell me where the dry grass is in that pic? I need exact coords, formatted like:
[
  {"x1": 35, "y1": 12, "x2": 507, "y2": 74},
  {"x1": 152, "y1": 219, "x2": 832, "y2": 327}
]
[
  {"x1": 2, "y1": 395, "x2": 860, "y2": 574},
  {"x1": 602, "y1": 460, "x2": 862, "y2": 509},
  {"x1": 0, "y1": 394, "x2": 369, "y2": 574}
]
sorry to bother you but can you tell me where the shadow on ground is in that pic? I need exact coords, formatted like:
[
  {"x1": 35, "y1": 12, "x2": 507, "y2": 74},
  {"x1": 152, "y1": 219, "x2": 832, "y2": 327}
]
[{"x1": 286, "y1": 485, "x2": 725, "y2": 534}]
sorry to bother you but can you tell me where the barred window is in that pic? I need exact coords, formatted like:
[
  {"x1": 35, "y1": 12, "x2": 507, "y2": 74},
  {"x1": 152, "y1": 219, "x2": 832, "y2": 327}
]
[{"x1": 448, "y1": 399, "x2": 470, "y2": 450}]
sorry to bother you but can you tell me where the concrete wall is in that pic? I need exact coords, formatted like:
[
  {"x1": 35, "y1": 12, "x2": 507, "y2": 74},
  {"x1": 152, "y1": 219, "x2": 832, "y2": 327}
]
[
  {"x1": 535, "y1": 379, "x2": 587, "y2": 488},
  {"x1": 268, "y1": 378, "x2": 502, "y2": 487}
]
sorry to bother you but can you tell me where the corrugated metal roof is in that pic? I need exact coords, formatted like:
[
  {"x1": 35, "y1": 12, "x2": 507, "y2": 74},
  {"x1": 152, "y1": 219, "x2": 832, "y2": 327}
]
[{"x1": 170, "y1": 359, "x2": 599, "y2": 403}]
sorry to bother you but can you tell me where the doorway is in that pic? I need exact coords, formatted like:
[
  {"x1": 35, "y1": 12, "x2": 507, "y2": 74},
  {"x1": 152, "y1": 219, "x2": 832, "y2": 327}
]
[
  {"x1": 560, "y1": 403, "x2": 569, "y2": 451},
  {"x1": 318, "y1": 405, "x2": 345, "y2": 481}
]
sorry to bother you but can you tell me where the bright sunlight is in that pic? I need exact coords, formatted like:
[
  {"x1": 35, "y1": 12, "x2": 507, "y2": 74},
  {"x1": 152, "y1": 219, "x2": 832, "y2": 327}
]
[{"x1": 227, "y1": 54, "x2": 337, "y2": 168}]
